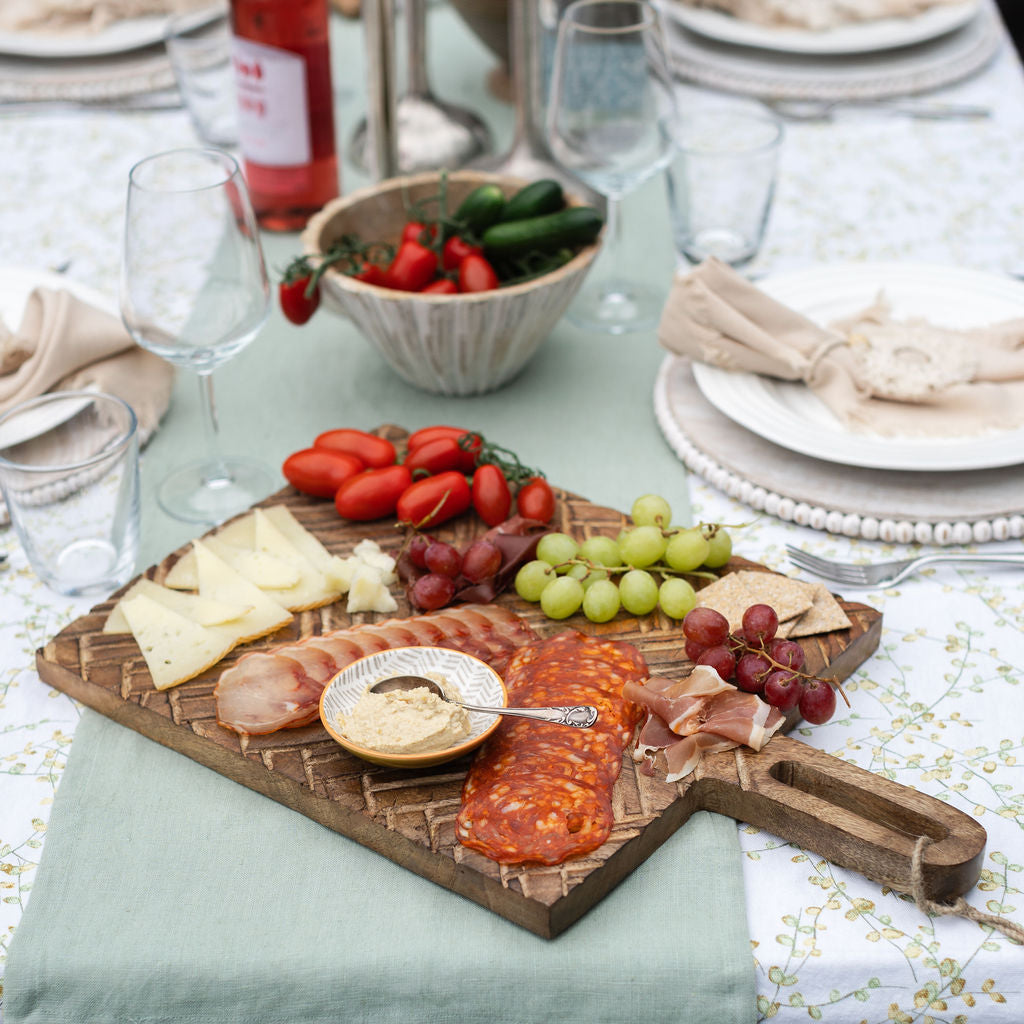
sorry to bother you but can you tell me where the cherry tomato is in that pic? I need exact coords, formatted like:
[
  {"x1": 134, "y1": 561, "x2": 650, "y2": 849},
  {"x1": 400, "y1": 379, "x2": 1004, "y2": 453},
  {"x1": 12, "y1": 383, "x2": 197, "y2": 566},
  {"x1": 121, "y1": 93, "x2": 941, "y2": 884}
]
[
  {"x1": 334, "y1": 464, "x2": 413, "y2": 521},
  {"x1": 282, "y1": 448, "x2": 364, "y2": 499},
  {"x1": 457, "y1": 253, "x2": 500, "y2": 293},
  {"x1": 401, "y1": 221, "x2": 437, "y2": 246},
  {"x1": 421, "y1": 278, "x2": 459, "y2": 295},
  {"x1": 442, "y1": 236, "x2": 483, "y2": 272},
  {"x1": 314, "y1": 428, "x2": 396, "y2": 469},
  {"x1": 471, "y1": 463, "x2": 512, "y2": 527},
  {"x1": 395, "y1": 470, "x2": 472, "y2": 529},
  {"x1": 279, "y1": 258, "x2": 320, "y2": 325},
  {"x1": 353, "y1": 262, "x2": 388, "y2": 287},
  {"x1": 384, "y1": 240, "x2": 438, "y2": 292},
  {"x1": 516, "y1": 476, "x2": 556, "y2": 523},
  {"x1": 406, "y1": 425, "x2": 482, "y2": 462},
  {"x1": 404, "y1": 436, "x2": 475, "y2": 476}
]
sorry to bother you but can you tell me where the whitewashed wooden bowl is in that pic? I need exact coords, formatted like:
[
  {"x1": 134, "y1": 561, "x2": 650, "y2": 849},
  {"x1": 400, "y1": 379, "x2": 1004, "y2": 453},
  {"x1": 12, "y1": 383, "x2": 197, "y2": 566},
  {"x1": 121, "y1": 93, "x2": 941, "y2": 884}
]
[{"x1": 301, "y1": 170, "x2": 601, "y2": 396}]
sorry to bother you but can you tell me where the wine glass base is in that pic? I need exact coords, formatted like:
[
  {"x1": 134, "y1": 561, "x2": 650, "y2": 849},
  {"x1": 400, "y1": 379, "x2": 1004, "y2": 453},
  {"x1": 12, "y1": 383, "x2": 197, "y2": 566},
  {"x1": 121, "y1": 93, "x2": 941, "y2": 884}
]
[
  {"x1": 566, "y1": 277, "x2": 665, "y2": 335},
  {"x1": 156, "y1": 457, "x2": 276, "y2": 526}
]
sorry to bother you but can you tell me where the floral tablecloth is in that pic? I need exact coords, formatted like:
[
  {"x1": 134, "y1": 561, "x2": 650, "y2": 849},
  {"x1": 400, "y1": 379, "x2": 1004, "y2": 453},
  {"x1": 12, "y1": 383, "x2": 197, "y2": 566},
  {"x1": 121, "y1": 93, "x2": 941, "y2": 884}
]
[{"x1": 2, "y1": 3, "x2": 1024, "y2": 1021}]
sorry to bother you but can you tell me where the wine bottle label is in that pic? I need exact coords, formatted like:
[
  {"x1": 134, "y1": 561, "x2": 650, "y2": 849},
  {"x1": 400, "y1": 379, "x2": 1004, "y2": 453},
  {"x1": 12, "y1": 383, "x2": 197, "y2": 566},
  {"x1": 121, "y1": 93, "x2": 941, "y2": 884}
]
[{"x1": 231, "y1": 37, "x2": 312, "y2": 167}]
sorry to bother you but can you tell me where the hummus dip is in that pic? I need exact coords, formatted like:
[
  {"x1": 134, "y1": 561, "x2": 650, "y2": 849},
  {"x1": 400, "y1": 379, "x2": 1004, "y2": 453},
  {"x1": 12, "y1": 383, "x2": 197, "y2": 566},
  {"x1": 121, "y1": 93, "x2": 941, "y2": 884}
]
[{"x1": 337, "y1": 682, "x2": 472, "y2": 755}]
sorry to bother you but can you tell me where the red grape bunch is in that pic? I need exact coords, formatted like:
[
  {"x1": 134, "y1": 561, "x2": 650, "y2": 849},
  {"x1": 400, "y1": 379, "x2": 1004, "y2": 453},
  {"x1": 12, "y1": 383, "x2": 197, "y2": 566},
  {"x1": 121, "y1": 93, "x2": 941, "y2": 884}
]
[
  {"x1": 682, "y1": 604, "x2": 842, "y2": 725},
  {"x1": 404, "y1": 535, "x2": 501, "y2": 610}
]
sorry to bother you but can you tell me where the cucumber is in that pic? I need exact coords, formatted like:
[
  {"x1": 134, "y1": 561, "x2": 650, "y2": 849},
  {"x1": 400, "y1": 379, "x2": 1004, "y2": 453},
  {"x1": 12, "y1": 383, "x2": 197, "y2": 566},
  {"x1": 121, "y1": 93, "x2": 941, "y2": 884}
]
[
  {"x1": 499, "y1": 179, "x2": 565, "y2": 222},
  {"x1": 453, "y1": 184, "x2": 506, "y2": 235},
  {"x1": 482, "y1": 206, "x2": 603, "y2": 259}
]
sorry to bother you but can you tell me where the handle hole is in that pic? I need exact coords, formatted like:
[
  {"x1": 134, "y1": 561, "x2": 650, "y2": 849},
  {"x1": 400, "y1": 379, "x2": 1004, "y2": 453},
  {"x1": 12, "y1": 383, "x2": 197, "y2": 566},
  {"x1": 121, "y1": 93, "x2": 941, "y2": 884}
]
[{"x1": 769, "y1": 760, "x2": 949, "y2": 843}]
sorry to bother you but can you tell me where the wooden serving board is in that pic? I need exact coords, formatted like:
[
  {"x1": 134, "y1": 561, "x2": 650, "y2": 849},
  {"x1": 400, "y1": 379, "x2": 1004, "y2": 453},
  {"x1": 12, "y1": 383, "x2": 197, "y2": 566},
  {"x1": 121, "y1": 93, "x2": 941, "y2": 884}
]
[{"x1": 35, "y1": 461, "x2": 985, "y2": 938}]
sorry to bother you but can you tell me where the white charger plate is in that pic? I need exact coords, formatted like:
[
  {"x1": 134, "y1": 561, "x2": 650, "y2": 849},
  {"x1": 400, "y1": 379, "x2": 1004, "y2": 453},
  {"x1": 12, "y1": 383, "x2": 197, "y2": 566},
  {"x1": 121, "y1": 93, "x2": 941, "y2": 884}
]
[
  {"x1": 690, "y1": 262, "x2": 1024, "y2": 472},
  {"x1": 660, "y1": 0, "x2": 979, "y2": 56}
]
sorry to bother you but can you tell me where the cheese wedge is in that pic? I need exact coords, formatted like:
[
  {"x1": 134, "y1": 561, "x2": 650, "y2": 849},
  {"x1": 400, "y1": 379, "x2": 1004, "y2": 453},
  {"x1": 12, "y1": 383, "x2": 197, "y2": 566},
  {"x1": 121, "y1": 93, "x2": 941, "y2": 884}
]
[
  {"x1": 104, "y1": 577, "x2": 252, "y2": 634},
  {"x1": 163, "y1": 534, "x2": 301, "y2": 591},
  {"x1": 193, "y1": 539, "x2": 292, "y2": 643},
  {"x1": 252, "y1": 509, "x2": 341, "y2": 611},
  {"x1": 121, "y1": 593, "x2": 236, "y2": 691},
  {"x1": 346, "y1": 562, "x2": 398, "y2": 614}
]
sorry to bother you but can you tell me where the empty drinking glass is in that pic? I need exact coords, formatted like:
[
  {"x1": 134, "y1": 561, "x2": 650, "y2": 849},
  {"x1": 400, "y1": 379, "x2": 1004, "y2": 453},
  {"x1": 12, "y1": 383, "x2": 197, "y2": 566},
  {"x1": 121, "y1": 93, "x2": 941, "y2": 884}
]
[{"x1": 666, "y1": 108, "x2": 783, "y2": 267}]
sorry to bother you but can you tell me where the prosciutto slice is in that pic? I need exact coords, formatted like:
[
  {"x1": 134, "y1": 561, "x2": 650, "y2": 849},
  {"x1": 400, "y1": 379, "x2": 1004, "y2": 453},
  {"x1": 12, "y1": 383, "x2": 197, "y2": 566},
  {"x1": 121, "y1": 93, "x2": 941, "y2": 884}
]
[
  {"x1": 214, "y1": 604, "x2": 538, "y2": 737},
  {"x1": 625, "y1": 665, "x2": 785, "y2": 782}
]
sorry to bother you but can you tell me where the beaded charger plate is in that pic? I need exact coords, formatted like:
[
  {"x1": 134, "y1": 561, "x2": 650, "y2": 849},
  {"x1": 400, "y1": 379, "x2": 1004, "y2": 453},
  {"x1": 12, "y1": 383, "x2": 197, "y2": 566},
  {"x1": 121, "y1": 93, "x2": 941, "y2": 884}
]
[{"x1": 653, "y1": 355, "x2": 1024, "y2": 545}]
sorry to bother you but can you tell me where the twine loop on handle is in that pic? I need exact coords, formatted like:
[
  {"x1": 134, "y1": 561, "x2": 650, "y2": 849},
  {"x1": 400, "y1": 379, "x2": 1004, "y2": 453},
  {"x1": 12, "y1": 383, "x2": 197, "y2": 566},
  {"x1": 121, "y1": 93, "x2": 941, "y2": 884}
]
[{"x1": 911, "y1": 835, "x2": 1024, "y2": 944}]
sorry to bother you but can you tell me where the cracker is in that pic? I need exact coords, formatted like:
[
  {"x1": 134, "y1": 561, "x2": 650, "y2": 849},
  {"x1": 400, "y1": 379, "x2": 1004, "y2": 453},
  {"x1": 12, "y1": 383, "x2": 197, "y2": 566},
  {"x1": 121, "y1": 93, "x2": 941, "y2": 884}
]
[
  {"x1": 695, "y1": 570, "x2": 814, "y2": 632},
  {"x1": 782, "y1": 584, "x2": 852, "y2": 638}
]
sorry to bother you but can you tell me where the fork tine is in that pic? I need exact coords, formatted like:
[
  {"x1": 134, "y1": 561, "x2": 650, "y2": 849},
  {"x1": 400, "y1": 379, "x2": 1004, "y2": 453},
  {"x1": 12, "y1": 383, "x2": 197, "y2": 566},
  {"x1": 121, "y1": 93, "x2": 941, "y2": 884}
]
[{"x1": 784, "y1": 547, "x2": 872, "y2": 584}]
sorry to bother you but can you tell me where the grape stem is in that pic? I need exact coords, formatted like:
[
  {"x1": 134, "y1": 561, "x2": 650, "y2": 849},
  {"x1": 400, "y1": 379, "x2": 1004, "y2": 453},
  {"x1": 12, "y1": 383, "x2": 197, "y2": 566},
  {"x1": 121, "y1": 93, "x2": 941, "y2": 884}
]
[
  {"x1": 558, "y1": 556, "x2": 718, "y2": 581},
  {"x1": 730, "y1": 633, "x2": 846, "y2": 702}
]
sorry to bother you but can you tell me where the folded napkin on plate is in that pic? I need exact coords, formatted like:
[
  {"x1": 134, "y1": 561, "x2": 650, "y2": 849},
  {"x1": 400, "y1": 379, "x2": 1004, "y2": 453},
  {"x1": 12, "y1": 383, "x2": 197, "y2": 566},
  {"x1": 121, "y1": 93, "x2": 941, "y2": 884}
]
[
  {"x1": 0, "y1": 286, "x2": 173, "y2": 445},
  {"x1": 657, "y1": 258, "x2": 1024, "y2": 438}
]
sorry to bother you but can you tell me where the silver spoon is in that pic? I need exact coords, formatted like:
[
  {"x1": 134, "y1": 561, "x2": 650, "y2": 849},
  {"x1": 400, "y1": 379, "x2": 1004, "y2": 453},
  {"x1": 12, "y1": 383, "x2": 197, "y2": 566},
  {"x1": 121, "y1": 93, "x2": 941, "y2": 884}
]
[{"x1": 369, "y1": 675, "x2": 599, "y2": 729}]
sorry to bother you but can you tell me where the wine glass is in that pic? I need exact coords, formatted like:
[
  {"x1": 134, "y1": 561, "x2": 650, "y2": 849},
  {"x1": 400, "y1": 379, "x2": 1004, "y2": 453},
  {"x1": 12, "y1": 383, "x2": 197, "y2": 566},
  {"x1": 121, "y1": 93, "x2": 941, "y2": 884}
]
[
  {"x1": 120, "y1": 147, "x2": 273, "y2": 524},
  {"x1": 546, "y1": 0, "x2": 678, "y2": 333}
]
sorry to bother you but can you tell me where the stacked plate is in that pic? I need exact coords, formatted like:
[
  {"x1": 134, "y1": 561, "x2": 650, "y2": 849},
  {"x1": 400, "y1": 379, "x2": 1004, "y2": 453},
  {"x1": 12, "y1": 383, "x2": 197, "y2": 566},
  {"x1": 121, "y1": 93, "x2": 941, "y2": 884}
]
[
  {"x1": 0, "y1": 6, "x2": 218, "y2": 103},
  {"x1": 653, "y1": 264, "x2": 1024, "y2": 544},
  {"x1": 656, "y1": 0, "x2": 1002, "y2": 100}
]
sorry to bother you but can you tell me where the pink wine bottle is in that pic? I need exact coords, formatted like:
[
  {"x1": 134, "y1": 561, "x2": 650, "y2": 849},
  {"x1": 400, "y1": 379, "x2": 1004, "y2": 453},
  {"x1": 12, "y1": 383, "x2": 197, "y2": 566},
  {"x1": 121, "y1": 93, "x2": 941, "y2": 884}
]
[{"x1": 229, "y1": 0, "x2": 339, "y2": 230}]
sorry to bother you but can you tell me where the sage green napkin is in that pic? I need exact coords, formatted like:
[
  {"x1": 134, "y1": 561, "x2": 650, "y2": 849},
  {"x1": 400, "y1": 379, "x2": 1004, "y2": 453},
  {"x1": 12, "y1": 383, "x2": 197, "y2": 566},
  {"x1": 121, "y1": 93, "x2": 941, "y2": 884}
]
[{"x1": 5, "y1": 711, "x2": 754, "y2": 1023}]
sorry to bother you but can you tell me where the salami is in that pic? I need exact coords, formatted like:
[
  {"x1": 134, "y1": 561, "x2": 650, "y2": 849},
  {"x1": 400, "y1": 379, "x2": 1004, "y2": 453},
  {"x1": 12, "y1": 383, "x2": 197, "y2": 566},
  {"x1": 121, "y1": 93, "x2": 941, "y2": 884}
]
[{"x1": 455, "y1": 630, "x2": 647, "y2": 865}]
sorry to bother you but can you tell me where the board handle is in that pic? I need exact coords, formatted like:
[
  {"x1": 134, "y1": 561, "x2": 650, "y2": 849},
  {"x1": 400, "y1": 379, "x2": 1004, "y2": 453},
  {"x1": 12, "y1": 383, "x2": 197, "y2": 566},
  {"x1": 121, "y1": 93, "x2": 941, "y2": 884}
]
[{"x1": 698, "y1": 735, "x2": 987, "y2": 903}]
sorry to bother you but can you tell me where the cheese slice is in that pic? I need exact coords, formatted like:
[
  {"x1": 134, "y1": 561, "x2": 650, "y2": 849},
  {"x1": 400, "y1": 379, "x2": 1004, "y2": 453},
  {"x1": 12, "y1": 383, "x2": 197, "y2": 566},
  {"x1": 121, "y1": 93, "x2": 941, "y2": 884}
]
[
  {"x1": 104, "y1": 577, "x2": 252, "y2": 634},
  {"x1": 121, "y1": 593, "x2": 236, "y2": 691},
  {"x1": 252, "y1": 509, "x2": 341, "y2": 611},
  {"x1": 163, "y1": 534, "x2": 301, "y2": 591},
  {"x1": 262, "y1": 504, "x2": 351, "y2": 591},
  {"x1": 193, "y1": 539, "x2": 292, "y2": 643}
]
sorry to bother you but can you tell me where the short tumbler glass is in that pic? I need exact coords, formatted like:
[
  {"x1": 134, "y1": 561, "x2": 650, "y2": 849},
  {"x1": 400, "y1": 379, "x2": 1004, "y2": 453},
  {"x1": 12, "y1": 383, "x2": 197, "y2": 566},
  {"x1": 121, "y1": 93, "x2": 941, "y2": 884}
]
[
  {"x1": 0, "y1": 391, "x2": 140, "y2": 597},
  {"x1": 666, "y1": 109, "x2": 783, "y2": 267}
]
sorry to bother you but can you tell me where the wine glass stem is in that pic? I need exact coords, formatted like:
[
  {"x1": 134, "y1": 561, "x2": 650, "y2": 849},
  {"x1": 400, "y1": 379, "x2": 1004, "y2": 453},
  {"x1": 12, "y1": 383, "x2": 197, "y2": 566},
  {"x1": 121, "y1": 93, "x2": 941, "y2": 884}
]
[
  {"x1": 197, "y1": 371, "x2": 231, "y2": 486},
  {"x1": 600, "y1": 195, "x2": 624, "y2": 288}
]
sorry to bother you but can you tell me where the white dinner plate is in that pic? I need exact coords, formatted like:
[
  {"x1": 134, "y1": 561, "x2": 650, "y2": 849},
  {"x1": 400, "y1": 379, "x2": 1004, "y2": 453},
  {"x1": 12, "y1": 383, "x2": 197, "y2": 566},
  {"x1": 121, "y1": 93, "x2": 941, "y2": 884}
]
[
  {"x1": 690, "y1": 262, "x2": 1024, "y2": 472},
  {"x1": 0, "y1": 6, "x2": 219, "y2": 58},
  {"x1": 659, "y1": 0, "x2": 979, "y2": 55}
]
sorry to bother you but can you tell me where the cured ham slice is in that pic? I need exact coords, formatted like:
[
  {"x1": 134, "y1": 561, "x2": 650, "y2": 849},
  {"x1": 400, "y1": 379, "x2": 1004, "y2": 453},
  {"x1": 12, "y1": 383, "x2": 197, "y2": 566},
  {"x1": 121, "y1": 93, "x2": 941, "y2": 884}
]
[
  {"x1": 214, "y1": 604, "x2": 539, "y2": 737},
  {"x1": 626, "y1": 665, "x2": 785, "y2": 783}
]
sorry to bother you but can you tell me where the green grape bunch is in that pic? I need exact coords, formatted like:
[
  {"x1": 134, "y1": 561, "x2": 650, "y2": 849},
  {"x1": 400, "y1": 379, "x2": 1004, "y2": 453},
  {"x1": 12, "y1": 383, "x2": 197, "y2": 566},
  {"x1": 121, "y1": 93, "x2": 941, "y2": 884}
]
[{"x1": 514, "y1": 493, "x2": 738, "y2": 624}]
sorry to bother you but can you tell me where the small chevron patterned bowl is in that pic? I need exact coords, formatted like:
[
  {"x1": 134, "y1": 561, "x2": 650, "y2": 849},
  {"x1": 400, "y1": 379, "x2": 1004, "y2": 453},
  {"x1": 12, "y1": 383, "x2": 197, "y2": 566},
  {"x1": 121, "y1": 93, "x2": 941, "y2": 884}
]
[
  {"x1": 319, "y1": 645, "x2": 507, "y2": 769},
  {"x1": 302, "y1": 170, "x2": 600, "y2": 396}
]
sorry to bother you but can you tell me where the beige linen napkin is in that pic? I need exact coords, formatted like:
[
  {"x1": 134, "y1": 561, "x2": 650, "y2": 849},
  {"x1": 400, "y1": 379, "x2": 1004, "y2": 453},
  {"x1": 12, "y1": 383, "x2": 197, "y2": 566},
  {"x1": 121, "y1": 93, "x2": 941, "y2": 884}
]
[
  {"x1": 657, "y1": 258, "x2": 1024, "y2": 438},
  {"x1": 0, "y1": 287, "x2": 173, "y2": 445}
]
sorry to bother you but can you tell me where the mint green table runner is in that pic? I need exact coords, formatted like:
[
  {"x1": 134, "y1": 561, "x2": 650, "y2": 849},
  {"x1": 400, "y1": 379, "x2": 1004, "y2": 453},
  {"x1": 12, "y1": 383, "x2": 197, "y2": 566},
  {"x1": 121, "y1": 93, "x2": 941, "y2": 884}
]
[{"x1": 3, "y1": 284, "x2": 758, "y2": 1023}]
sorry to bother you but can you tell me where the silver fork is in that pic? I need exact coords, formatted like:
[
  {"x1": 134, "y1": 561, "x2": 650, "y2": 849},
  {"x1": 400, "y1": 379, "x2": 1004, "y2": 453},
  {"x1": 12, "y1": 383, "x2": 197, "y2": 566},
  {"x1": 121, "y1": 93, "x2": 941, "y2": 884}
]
[{"x1": 785, "y1": 545, "x2": 1024, "y2": 587}]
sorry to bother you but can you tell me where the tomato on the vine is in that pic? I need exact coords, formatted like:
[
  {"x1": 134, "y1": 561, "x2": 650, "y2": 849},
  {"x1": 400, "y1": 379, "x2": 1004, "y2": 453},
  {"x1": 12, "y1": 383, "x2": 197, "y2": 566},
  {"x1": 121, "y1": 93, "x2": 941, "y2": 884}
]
[
  {"x1": 334, "y1": 464, "x2": 413, "y2": 521},
  {"x1": 401, "y1": 221, "x2": 437, "y2": 246},
  {"x1": 407, "y1": 425, "x2": 482, "y2": 460},
  {"x1": 384, "y1": 240, "x2": 438, "y2": 292},
  {"x1": 353, "y1": 262, "x2": 388, "y2": 287},
  {"x1": 472, "y1": 463, "x2": 512, "y2": 527},
  {"x1": 395, "y1": 470, "x2": 472, "y2": 528},
  {"x1": 314, "y1": 428, "x2": 396, "y2": 469},
  {"x1": 279, "y1": 256, "x2": 320, "y2": 325},
  {"x1": 421, "y1": 278, "x2": 458, "y2": 295},
  {"x1": 282, "y1": 448, "x2": 363, "y2": 499},
  {"x1": 517, "y1": 476, "x2": 555, "y2": 523},
  {"x1": 457, "y1": 253, "x2": 500, "y2": 293},
  {"x1": 442, "y1": 236, "x2": 483, "y2": 272},
  {"x1": 404, "y1": 436, "x2": 474, "y2": 476}
]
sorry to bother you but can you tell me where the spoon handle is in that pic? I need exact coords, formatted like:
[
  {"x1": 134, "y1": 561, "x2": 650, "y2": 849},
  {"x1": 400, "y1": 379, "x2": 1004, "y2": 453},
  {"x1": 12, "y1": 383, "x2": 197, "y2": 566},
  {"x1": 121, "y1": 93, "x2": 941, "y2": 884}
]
[{"x1": 458, "y1": 702, "x2": 599, "y2": 729}]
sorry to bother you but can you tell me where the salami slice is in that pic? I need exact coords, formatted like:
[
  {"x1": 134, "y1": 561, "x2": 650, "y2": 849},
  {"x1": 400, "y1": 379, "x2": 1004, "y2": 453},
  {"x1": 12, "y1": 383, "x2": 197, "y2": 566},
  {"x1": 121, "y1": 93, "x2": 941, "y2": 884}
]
[
  {"x1": 456, "y1": 772, "x2": 614, "y2": 865},
  {"x1": 456, "y1": 629, "x2": 648, "y2": 866}
]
